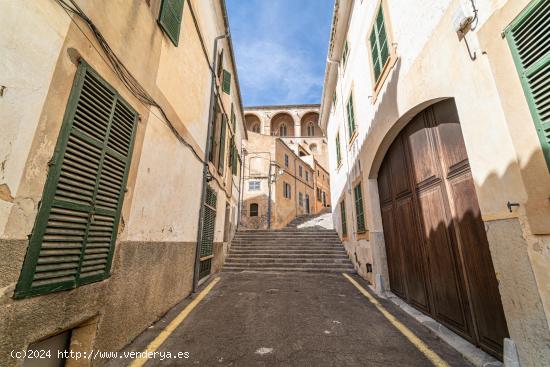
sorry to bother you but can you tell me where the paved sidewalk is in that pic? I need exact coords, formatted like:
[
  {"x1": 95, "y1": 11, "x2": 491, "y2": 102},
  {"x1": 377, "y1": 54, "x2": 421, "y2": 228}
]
[{"x1": 108, "y1": 273, "x2": 473, "y2": 367}]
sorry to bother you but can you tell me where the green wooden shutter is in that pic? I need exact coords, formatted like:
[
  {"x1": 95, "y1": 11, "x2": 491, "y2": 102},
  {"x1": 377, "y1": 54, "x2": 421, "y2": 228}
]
[
  {"x1": 347, "y1": 95, "x2": 356, "y2": 137},
  {"x1": 222, "y1": 70, "x2": 231, "y2": 94},
  {"x1": 336, "y1": 133, "x2": 342, "y2": 165},
  {"x1": 231, "y1": 104, "x2": 236, "y2": 130},
  {"x1": 370, "y1": 6, "x2": 390, "y2": 83},
  {"x1": 341, "y1": 200, "x2": 348, "y2": 237},
  {"x1": 505, "y1": 0, "x2": 550, "y2": 171},
  {"x1": 199, "y1": 186, "x2": 217, "y2": 279},
  {"x1": 354, "y1": 183, "x2": 366, "y2": 233},
  {"x1": 15, "y1": 62, "x2": 138, "y2": 298},
  {"x1": 158, "y1": 0, "x2": 184, "y2": 46},
  {"x1": 218, "y1": 115, "x2": 227, "y2": 174}
]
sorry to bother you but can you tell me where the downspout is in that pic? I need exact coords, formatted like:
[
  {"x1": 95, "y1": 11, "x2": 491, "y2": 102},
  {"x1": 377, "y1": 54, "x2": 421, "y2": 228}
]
[{"x1": 193, "y1": 33, "x2": 228, "y2": 293}]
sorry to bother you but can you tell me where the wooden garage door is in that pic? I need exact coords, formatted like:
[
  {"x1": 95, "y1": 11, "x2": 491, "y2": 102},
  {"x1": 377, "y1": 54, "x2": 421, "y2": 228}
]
[{"x1": 378, "y1": 100, "x2": 508, "y2": 358}]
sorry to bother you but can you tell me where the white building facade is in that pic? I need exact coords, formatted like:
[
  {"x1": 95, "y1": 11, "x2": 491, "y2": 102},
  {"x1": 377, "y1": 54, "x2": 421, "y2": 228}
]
[{"x1": 320, "y1": 0, "x2": 550, "y2": 365}]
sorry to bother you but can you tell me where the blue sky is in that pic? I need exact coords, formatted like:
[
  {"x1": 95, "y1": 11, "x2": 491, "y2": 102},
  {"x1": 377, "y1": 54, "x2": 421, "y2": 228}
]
[{"x1": 226, "y1": 0, "x2": 334, "y2": 107}]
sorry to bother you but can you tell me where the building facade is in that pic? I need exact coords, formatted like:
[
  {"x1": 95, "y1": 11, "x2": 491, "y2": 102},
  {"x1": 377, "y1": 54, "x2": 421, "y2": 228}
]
[
  {"x1": 241, "y1": 105, "x2": 330, "y2": 230},
  {"x1": 320, "y1": 0, "x2": 550, "y2": 365},
  {"x1": 0, "y1": 0, "x2": 244, "y2": 365}
]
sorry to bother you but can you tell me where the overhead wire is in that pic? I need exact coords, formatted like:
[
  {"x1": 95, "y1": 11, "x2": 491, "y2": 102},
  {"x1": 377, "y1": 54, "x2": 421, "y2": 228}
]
[{"x1": 54, "y1": 0, "x2": 235, "y2": 198}]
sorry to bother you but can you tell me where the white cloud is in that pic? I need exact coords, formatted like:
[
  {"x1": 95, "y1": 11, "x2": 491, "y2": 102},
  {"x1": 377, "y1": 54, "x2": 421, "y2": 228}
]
[{"x1": 236, "y1": 40, "x2": 322, "y2": 105}]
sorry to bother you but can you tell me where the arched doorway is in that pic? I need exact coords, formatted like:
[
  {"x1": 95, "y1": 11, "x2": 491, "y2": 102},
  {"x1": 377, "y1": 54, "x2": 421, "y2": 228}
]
[{"x1": 378, "y1": 99, "x2": 508, "y2": 358}]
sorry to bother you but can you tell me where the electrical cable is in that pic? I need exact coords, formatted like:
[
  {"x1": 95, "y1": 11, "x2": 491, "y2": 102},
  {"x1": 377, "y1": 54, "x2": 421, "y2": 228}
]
[{"x1": 54, "y1": 0, "x2": 234, "y2": 199}]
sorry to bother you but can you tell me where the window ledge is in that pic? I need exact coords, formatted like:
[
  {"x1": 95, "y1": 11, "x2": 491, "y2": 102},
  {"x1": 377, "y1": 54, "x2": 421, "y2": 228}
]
[
  {"x1": 356, "y1": 231, "x2": 370, "y2": 240},
  {"x1": 348, "y1": 131, "x2": 358, "y2": 148},
  {"x1": 371, "y1": 55, "x2": 399, "y2": 105}
]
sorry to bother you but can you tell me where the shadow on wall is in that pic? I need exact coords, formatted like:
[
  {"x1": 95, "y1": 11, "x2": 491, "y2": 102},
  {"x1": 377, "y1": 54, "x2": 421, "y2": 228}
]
[{"x1": 334, "y1": 54, "x2": 550, "y2": 364}]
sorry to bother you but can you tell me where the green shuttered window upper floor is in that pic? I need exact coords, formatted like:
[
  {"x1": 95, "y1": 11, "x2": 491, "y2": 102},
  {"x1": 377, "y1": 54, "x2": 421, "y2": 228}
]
[
  {"x1": 158, "y1": 0, "x2": 184, "y2": 46},
  {"x1": 15, "y1": 62, "x2": 138, "y2": 299},
  {"x1": 505, "y1": 0, "x2": 550, "y2": 171},
  {"x1": 354, "y1": 183, "x2": 366, "y2": 233},
  {"x1": 370, "y1": 6, "x2": 390, "y2": 83}
]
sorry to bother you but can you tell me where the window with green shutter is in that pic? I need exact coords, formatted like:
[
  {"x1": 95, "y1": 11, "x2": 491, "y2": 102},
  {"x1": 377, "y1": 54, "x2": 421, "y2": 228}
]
[
  {"x1": 369, "y1": 5, "x2": 390, "y2": 84},
  {"x1": 15, "y1": 62, "x2": 138, "y2": 299},
  {"x1": 158, "y1": 0, "x2": 184, "y2": 46},
  {"x1": 199, "y1": 185, "x2": 217, "y2": 279},
  {"x1": 336, "y1": 132, "x2": 342, "y2": 166},
  {"x1": 341, "y1": 200, "x2": 348, "y2": 237},
  {"x1": 347, "y1": 94, "x2": 356, "y2": 138},
  {"x1": 354, "y1": 182, "x2": 366, "y2": 233},
  {"x1": 231, "y1": 104, "x2": 236, "y2": 130},
  {"x1": 218, "y1": 115, "x2": 227, "y2": 174},
  {"x1": 342, "y1": 40, "x2": 350, "y2": 68},
  {"x1": 505, "y1": 0, "x2": 550, "y2": 171},
  {"x1": 222, "y1": 69, "x2": 231, "y2": 95}
]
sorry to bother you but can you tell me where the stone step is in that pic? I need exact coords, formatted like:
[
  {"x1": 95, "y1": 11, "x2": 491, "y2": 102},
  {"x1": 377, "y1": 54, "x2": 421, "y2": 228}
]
[
  {"x1": 231, "y1": 244, "x2": 344, "y2": 249},
  {"x1": 227, "y1": 253, "x2": 350, "y2": 259},
  {"x1": 222, "y1": 266, "x2": 355, "y2": 273},
  {"x1": 229, "y1": 249, "x2": 347, "y2": 255},
  {"x1": 224, "y1": 263, "x2": 354, "y2": 269},
  {"x1": 226, "y1": 258, "x2": 352, "y2": 264},
  {"x1": 232, "y1": 237, "x2": 341, "y2": 244}
]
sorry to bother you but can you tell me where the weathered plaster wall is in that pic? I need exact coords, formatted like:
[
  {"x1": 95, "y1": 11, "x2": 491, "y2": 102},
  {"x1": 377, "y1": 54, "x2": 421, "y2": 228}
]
[
  {"x1": 0, "y1": 1, "x2": 71, "y2": 237},
  {"x1": 0, "y1": 0, "x2": 244, "y2": 365}
]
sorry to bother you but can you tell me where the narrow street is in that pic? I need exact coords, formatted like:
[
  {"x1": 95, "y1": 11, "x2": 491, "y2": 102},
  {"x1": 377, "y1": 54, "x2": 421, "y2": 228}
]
[
  {"x1": 3, "y1": 1, "x2": 550, "y2": 366},
  {"x1": 108, "y1": 272, "x2": 472, "y2": 367}
]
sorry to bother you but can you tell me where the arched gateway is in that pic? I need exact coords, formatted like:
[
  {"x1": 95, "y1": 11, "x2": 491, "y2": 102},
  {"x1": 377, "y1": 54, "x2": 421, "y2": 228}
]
[{"x1": 378, "y1": 99, "x2": 508, "y2": 358}]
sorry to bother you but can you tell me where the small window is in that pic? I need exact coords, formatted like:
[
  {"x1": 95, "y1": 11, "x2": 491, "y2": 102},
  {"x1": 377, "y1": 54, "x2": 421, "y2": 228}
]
[
  {"x1": 299, "y1": 166, "x2": 303, "y2": 177},
  {"x1": 248, "y1": 181, "x2": 261, "y2": 191},
  {"x1": 222, "y1": 69, "x2": 231, "y2": 94},
  {"x1": 158, "y1": 0, "x2": 184, "y2": 46},
  {"x1": 306, "y1": 171, "x2": 309, "y2": 181},
  {"x1": 299, "y1": 192, "x2": 304, "y2": 207},
  {"x1": 285, "y1": 154, "x2": 289, "y2": 167},
  {"x1": 279, "y1": 123, "x2": 288, "y2": 137},
  {"x1": 250, "y1": 203, "x2": 259, "y2": 217},
  {"x1": 307, "y1": 123, "x2": 315, "y2": 137},
  {"x1": 346, "y1": 94, "x2": 356, "y2": 139},
  {"x1": 283, "y1": 182, "x2": 291, "y2": 199}
]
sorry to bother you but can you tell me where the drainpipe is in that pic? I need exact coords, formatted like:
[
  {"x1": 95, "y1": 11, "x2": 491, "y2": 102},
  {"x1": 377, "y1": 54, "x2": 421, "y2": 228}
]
[{"x1": 193, "y1": 33, "x2": 228, "y2": 293}]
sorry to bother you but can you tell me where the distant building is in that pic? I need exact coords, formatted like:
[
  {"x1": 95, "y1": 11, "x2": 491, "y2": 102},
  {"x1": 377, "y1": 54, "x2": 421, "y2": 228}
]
[
  {"x1": 241, "y1": 105, "x2": 331, "y2": 229},
  {"x1": 320, "y1": 0, "x2": 550, "y2": 365}
]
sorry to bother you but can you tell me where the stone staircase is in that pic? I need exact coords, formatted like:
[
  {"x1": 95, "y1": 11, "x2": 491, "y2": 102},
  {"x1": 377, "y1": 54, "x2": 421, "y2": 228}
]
[{"x1": 222, "y1": 227, "x2": 355, "y2": 273}]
